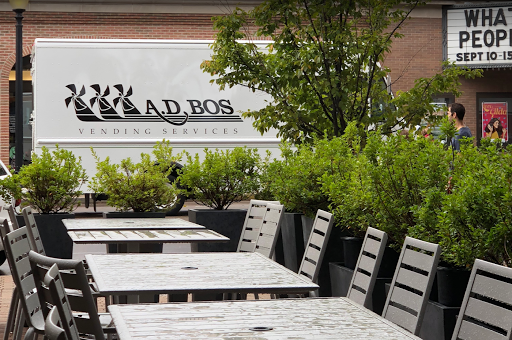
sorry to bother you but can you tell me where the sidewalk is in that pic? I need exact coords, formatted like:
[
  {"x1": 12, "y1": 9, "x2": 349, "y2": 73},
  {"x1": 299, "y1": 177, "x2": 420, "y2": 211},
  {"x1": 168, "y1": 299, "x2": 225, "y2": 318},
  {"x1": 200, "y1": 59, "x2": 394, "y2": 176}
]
[{"x1": 0, "y1": 199, "x2": 250, "y2": 338}]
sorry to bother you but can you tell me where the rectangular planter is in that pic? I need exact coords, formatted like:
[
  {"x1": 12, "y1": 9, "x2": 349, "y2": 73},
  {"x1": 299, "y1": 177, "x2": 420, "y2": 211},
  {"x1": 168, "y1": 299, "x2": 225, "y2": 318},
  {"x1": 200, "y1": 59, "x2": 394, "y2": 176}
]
[
  {"x1": 188, "y1": 209, "x2": 247, "y2": 252},
  {"x1": 329, "y1": 262, "x2": 392, "y2": 315}
]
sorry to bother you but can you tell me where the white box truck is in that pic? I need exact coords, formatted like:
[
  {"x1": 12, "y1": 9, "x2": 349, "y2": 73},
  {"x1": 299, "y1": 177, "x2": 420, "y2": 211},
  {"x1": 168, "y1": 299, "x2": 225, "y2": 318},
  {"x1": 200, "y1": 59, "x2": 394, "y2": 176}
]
[{"x1": 31, "y1": 39, "x2": 280, "y2": 212}]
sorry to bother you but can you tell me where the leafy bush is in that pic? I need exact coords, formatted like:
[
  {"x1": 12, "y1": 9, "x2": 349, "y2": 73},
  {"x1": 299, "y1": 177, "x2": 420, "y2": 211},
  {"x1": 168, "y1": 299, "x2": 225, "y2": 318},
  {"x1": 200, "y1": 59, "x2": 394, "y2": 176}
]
[
  {"x1": 0, "y1": 146, "x2": 87, "y2": 214},
  {"x1": 262, "y1": 141, "x2": 331, "y2": 218},
  {"x1": 89, "y1": 140, "x2": 182, "y2": 212},
  {"x1": 178, "y1": 147, "x2": 264, "y2": 210},
  {"x1": 320, "y1": 123, "x2": 372, "y2": 238}
]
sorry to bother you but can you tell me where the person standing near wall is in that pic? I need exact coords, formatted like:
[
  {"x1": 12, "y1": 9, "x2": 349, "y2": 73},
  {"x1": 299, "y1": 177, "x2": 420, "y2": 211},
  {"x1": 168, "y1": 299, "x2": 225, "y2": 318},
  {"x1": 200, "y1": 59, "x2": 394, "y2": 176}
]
[{"x1": 448, "y1": 103, "x2": 472, "y2": 151}]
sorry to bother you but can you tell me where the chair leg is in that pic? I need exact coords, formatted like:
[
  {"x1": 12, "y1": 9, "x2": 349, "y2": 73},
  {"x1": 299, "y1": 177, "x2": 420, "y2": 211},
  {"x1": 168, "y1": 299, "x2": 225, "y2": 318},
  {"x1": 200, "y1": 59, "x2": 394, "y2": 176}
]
[
  {"x1": 13, "y1": 306, "x2": 25, "y2": 340},
  {"x1": 4, "y1": 287, "x2": 19, "y2": 340}
]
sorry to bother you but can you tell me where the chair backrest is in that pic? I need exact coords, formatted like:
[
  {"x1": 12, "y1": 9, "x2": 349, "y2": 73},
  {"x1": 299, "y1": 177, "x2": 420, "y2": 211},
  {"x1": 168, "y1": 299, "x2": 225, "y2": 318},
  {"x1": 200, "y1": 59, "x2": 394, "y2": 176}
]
[
  {"x1": 382, "y1": 236, "x2": 440, "y2": 335},
  {"x1": 347, "y1": 227, "x2": 388, "y2": 309},
  {"x1": 237, "y1": 199, "x2": 280, "y2": 253},
  {"x1": 0, "y1": 217, "x2": 12, "y2": 240},
  {"x1": 45, "y1": 306, "x2": 69, "y2": 340},
  {"x1": 451, "y1": 259, "x2": 512, "y2": 340},
  {"x1": 44, "y1": 264, "x2": 80, "y2": 340},
  {"x1": 5, "y1": 204, "x2": 20, "y2": 231},
  {"x1": 29, "y1": 250, "x2": 106, "y2": 340},
  {"x1": 22, "y1": 206, "x2": 46, "y2": 255},
  {"x1": 297, "y1": 209, "x2": 334, "y2": 285},
  {"x1": 3, "y1": 226, "x2": 45, "y2": 333},
  {"x1": 254, "y1": 203, "x2": 285, "y2": 258}
]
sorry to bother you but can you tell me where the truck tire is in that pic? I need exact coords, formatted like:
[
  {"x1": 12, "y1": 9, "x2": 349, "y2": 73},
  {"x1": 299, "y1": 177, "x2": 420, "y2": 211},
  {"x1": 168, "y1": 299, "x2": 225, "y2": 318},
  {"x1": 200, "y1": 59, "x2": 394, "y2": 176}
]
[
  {"x1": 0, "y1": 250, "x2": 6, "y2": 267},
  {"x1": 165, "y1": 162, "x2": 186, "y2": 216}
]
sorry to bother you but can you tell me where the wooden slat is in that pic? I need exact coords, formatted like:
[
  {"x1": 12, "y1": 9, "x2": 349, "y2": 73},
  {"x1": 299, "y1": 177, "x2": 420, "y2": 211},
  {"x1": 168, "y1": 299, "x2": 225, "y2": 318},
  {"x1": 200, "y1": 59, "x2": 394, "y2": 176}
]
[
  {"x1": 238, "y1": 241, "x2": 256, "y2": 253},
  {"x1": 313, "y1": 219, "x2": 330, "y2": 234},
  {"x1": 241, "y1": 229, "x2": 259, "y2": 241},
  {"x1": 245, "y1": 219, "x2": 262, "y2": 230},
  {"x1": 385, "y1": 304, "x2": 417, "y2": 334},
  {"x1": 358, "y1": 254, "x2": 376, "y2": 273},
  {"x1": 352, "y1": 271, "x2": 371, "y2": 291},
  {"x1": 300, "y1": 260, "x2": 316, "y2": 278},
  {"x1": 395, "y1": 267, "x2": 429, "y2": 292},
  {"x1": 402, "y1": 248, "x2": 435, "y2": 272},
  {"x1": 309, "y1": 232, "x2": 325, "y2": 249},
  {"x1": 464, "y1": 297, "x2": 512, "y2": 331},
  {"x1": 364, "y1": 238, "x2": 382, "y2": 256},
  {"x1": 458, "y1": 319, "x2": 507, "y2": 340},
  {"x1": 260, "y1": 222, "x2": 278, "y2": 235},
  {"x1": 472, "y1": 274, "x2": 512, "y2": 305},
  {"x1": 256, "y1": 235, "x2": 273, "y2": 249},
  {"x1": 249, "y1": 206, "x2": 267, "y2": 217},
  {"x1": 347, "y1": 288, "x2": 366, "y2": 306},
  {"x1": 263, "y1": 209, "x2": 281, "y2": 223},
  {"x1": 388, "y1": 285, "x2": 423, "y2": 313},
  {"x1": 304, "y1": 246, "x2": 321, "y2": 263}
]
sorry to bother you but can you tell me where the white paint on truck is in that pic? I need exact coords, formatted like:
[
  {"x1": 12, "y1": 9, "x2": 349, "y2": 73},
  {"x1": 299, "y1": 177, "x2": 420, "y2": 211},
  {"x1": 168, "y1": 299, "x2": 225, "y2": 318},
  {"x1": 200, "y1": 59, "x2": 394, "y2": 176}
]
[{"x1": 31, "y1": 39, "x2": 280, "y2": 192}]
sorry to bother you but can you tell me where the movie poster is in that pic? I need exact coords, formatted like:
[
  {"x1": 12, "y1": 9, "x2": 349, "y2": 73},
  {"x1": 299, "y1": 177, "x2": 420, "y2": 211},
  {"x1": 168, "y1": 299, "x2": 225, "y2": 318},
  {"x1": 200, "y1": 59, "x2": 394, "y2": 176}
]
[{"x1": 482, "y1": 102, "x2": 508, "y2": 142}]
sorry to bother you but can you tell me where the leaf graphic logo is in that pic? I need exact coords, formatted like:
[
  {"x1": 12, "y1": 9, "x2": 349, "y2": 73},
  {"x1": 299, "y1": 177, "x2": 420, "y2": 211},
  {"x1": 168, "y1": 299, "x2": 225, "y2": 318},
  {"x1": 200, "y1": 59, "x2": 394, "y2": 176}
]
[
  {"x1": 90, "y1": 84, "x2": 123, "y2": 119},
  {"x1": 65, "y1": 84, "x2": 101, "y2": 121}
]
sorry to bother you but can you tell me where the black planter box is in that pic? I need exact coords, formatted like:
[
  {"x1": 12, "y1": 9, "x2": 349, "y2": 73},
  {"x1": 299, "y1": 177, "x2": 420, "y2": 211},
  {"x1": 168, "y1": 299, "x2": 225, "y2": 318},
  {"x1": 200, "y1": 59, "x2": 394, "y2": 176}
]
[
  {"x1": 277, "y1": 212, "x2": 306, "y2": 273},
  {"x1": 17, "y1": 213, "x2": 75, "y2": 259},
  {"x1": 188, "y1": 209, "x2": 247, "y2": 252},
  {"x1": 329, "y1": 262, "x2": 392, "y2": 315}
]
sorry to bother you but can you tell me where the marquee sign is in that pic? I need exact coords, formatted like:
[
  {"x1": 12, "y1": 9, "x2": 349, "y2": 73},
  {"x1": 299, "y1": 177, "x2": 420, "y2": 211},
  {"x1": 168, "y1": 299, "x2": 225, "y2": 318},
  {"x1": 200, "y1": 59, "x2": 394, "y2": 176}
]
[{"x1": 445, "y1": 3, "x2": 512, "y2": 68}]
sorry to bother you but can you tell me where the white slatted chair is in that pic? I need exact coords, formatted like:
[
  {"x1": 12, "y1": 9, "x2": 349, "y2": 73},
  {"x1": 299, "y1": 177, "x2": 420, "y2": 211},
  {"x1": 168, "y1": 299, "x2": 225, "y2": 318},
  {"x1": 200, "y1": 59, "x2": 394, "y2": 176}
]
[
  {"x1": 254, "y1": 203, "x2": 285, "y2": 259},
  {"x1": 237, "y1": 199, "x2": 280, "y2": 254},
  {"x1": 382, "y1": 236, "x2": 440, "y2": 335},
  {"x1": 347, "y1": 227, "x2": 388, "y2": 309},
  {"x1": 296, "y1": 209, "x2": 334, "y2": 297},
  {"x1": 451, "y1": 259, "x2": 512, "y2": 340},
  {"x1": 5, "y1": 204, "x2": 21, "y2": 231},
  {"x1": 22, "y1": 206, "x2": 45, "y2": 255},
  {"x1": 44, "y1": 264, "x2": 81, "y2": 340},
  {"x1": 3, "y1": 226, "x2": 46, "y2": 340}
]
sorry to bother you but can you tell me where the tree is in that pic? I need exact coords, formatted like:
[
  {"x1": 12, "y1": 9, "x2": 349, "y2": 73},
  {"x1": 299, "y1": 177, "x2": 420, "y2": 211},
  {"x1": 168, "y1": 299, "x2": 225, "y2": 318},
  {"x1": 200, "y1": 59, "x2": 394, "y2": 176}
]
[{"x1": 201, "y1": 0, "x2": 482, "y2": 143}]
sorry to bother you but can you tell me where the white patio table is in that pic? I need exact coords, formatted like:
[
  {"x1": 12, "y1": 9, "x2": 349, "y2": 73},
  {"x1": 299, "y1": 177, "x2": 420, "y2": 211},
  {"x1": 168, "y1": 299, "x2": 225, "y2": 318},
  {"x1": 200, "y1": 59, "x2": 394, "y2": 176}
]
[
  {"x1": 85, "y1": 252, "x2": 318, "y2": 303},
  {"x1": 68, "y1": 228, "x2": 229, "y2": 253},
  {"x1": 63, "y1": 218, "x2": 204, "y2": 231},
  {"x1": 108, "y1": 297, "x2": 421, "y2": 339}
]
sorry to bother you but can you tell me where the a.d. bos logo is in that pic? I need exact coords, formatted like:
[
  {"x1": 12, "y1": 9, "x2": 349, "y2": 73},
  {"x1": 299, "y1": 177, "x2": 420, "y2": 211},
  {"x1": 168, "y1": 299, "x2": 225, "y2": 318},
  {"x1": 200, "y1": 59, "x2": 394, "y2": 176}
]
[{"x1": 65, "y1": 84, "x2": 242, "y2": 126}]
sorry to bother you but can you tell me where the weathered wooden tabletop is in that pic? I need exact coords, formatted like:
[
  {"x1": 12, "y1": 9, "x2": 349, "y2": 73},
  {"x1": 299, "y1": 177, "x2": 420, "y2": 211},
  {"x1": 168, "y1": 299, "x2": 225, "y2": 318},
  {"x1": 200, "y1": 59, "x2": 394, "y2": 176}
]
[
  {"x1": 63, "y1": 218, "x2": 205, "y2": 230},
  {"x1": 68, "y1": 229, "x2": 229, "y2": 244},
  {"x1": 108, "y1": 297, "x2": 421, "y2": 339},
  {"x1": 85, "y1": 252, "x2": 318, "y2": 295}
]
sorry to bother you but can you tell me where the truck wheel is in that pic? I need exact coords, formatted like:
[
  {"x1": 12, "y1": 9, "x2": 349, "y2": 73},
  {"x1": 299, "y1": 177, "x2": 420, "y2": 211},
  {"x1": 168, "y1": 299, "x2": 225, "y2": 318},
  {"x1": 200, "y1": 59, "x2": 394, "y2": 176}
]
[
  {"x1": 0, "y1": 250, "x2": 6, "y2": 267},
  {"x1": 165, "y1": 162, "x2": 186, "y2": 216}
]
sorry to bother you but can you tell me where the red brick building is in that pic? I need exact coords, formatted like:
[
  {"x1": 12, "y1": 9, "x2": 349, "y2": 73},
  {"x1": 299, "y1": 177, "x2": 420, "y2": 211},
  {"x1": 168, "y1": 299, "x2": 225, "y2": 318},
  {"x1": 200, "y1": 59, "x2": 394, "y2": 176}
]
[{"x1": 0, "y1": 0, "x2": 509, "y2": 164}]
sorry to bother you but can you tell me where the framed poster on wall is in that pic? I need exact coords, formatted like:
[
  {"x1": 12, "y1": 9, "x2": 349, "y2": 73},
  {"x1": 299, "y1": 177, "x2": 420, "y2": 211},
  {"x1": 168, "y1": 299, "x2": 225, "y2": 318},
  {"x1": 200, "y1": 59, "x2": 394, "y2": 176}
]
[{"x1": 482, "y1": 102, "x2": 508, "y2": 141}]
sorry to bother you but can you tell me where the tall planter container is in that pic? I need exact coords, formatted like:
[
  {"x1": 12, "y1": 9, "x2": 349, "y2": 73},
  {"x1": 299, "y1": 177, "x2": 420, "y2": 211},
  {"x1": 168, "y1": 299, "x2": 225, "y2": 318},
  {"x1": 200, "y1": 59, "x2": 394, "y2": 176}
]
[
  {"x1": 189, "y1": 209, "x2": 247, "y2": 252},
  {"x1": 16, "y1": 213, "x2": 75, "y2": 259},
  {"x1": 277, "y1": 212, "x2": 306, "y2": 273}
]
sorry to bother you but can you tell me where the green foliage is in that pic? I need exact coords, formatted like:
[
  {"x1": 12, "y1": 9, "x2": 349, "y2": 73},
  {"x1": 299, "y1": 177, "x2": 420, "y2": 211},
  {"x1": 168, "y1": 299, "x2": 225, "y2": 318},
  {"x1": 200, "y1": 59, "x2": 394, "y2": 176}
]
[
  {"x1": 319, "y1": 122, "x2": 371, "y2": 237},
  {"x1": 178, "y1": 147, "x2": 263, "y2": 210},
  {"x1": 262, "y1": 141, "x2": 331, "y2": 218},
  {"x1": 202, "y1": 0, "x2": 481, "y2": 143},
  {"x1": 89, "y1": 140, "x2": 182, "y2": 212},
  {"x1": 0, "y1": 146, "x2": 87, "y2": 214},
  {"x1": 431, "y1": 142, "x2": 512, "y2": 268}
]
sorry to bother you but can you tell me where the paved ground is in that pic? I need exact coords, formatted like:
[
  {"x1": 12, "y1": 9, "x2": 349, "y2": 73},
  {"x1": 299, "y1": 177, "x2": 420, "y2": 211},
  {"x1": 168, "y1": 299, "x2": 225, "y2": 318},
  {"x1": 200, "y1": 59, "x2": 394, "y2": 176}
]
[{"x1": 0, "y1": 199, "x2": 250, "y2": 339}]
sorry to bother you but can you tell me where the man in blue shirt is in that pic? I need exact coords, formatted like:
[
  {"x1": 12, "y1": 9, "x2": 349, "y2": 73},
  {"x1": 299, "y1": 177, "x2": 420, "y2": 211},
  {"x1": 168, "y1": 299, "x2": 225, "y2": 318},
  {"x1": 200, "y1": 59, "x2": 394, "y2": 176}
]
[{"x1": 448, "y1": 103, "x2": 472, "y2": 151}]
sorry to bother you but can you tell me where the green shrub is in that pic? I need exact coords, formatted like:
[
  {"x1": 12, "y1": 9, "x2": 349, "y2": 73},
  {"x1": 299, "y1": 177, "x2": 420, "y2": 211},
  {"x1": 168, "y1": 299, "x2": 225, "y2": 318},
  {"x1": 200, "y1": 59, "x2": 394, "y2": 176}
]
[
  {"x1": 263, "y1": 141, "x2": 331, "y2": 218},
  {"x1": 0, "y1": 146, "x2": 87, "y2": 214},
  {"x1": 178, "y1": 147, "x2": 263, "y2": 210},
  {"x1": 320, "y1": 122, "x2": 372, "y2": 238},
  {"x1": 89, "y1": 140, "x2": 182, "y2": 212}
]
